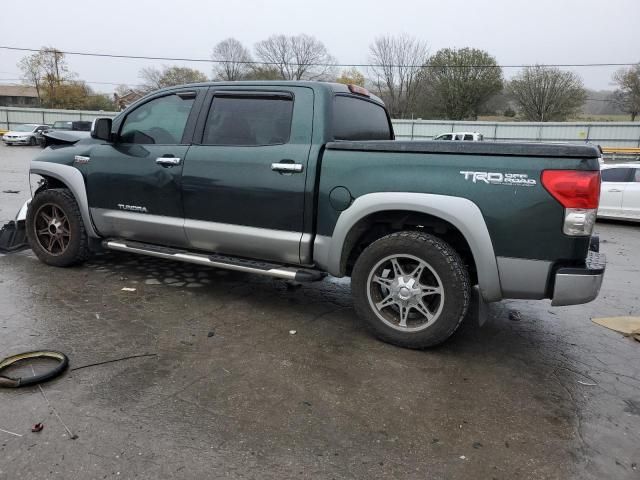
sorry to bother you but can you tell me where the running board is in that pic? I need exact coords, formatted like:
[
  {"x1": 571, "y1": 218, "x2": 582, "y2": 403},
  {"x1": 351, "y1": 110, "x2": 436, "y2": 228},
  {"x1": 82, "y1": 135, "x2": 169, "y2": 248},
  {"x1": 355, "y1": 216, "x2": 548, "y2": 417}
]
[{"x1": 103, "y1": 239, "x2": 325, "y2": 282}]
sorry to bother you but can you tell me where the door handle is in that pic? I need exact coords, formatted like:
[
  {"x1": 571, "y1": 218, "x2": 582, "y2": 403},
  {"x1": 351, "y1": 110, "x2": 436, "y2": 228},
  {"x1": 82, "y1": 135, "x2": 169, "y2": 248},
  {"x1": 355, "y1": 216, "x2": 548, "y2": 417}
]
[
  {"x1": 271, "y1": 162, "x2": 303, "y2": 173},
  {"x1": 608, "y1": 189, "x2": 623, "y2": 193},
  {"x1": 156, "y1": 157, "x2": 181, "y2": 167}
]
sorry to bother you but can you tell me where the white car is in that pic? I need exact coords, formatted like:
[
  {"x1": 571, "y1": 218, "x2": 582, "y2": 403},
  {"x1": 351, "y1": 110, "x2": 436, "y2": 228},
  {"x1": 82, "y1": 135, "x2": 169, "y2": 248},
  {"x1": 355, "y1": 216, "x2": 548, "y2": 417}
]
[
  {"x1": 2, "y1": 124, "x2": 49, "y2": 146},
  {"x1": 433, "y1": 132, "x2": 484, "y2": 141},
  {"x1": 598, "y1": 163, "x2": 640, "y2": 221}
]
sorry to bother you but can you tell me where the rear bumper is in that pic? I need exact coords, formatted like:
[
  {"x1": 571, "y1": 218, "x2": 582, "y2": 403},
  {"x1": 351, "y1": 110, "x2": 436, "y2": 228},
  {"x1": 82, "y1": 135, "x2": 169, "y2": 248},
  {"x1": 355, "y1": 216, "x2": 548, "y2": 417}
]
[{"x1": 551, "y1": 251, "x2": 606, "y2": 306}]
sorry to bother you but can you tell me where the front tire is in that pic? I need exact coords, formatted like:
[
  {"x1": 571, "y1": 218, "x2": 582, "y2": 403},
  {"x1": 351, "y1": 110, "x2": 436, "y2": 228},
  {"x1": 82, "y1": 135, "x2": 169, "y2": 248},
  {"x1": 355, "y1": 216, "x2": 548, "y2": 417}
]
[
  {"x1": 29, "y1": 136, "x2": 37, "y2": 146},
  {"x1": 351, "y1": 231, "x2": 471, "y2": 349},
  {"x1": 26, "y1": 188, "x2": 90, "y2": 267}
]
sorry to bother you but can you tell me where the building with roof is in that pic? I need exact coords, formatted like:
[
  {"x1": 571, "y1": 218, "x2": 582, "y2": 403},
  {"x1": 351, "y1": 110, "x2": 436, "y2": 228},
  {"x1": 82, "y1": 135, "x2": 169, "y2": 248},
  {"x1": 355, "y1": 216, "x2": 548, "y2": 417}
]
[{"x1": 0, "y1": 85, "x2": 40, "y2": 107}]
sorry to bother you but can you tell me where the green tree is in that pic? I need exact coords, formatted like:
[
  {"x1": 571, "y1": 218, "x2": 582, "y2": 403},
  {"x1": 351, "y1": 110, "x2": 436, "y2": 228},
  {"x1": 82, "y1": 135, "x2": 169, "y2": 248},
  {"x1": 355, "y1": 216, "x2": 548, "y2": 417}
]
[
  {"x1": 422, "y1": 48, "x2": 503, "y2": 120},
  {"x1": 140, "y1": 66, "x2": 208, "y2": 91},
  {"x1": 508, "y1": 66, "x2": 586, "y2": 121},
  {"x1": 336, "y1": 68, "x2": 366, "y2": 87},
  {"x1": 612, "y1": 64, "x2": 640, "y2": 121}
]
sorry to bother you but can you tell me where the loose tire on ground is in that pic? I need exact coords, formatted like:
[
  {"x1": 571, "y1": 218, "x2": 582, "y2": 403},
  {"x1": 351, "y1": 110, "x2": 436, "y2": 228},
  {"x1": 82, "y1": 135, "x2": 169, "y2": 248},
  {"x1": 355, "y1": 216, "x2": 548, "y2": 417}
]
[
  {"x1": 26, "y1": 188, "x2": 91, "y2": 267},
  {"x1": 351, "y1": 231, "x2": 471, "y2": 349}
]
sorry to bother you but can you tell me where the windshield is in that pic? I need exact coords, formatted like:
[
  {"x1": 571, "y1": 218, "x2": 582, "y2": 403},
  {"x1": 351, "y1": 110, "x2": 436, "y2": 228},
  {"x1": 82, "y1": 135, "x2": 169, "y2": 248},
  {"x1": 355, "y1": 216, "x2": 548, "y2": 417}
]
[
  {"x1": 13, "y1": 124, "x2": 35, "y2": 132},
  {"x1": 53, "y1": 121, "x2": 73, "y2": 129}
]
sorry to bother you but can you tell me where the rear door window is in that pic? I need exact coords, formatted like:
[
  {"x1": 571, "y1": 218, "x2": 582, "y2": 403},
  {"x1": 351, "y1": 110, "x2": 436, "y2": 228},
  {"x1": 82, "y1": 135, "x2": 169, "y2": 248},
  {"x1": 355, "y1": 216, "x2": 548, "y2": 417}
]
[
  {"x1": 332, "y1": 95, "x2": 392, "y2": 141},
  {"x1": 463, "y1": 134, "x2": 474, "y2": 141},
  {"x1": 601, "y1": 168, "x2": 633, "y2": 182},
  {"x1": 203, "y1": 95, "x2": 293, "y2": 146}
]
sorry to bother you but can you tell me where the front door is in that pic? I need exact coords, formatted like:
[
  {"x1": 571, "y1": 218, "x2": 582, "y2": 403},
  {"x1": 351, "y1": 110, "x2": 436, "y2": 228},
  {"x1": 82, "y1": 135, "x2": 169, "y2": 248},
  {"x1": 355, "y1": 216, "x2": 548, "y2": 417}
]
[
  {"x1": 86, "y1": 90, "x2": 202, "y2": 247},
  {"x1": 181, "y1": 87, "x2": 314, "y2": 264}
]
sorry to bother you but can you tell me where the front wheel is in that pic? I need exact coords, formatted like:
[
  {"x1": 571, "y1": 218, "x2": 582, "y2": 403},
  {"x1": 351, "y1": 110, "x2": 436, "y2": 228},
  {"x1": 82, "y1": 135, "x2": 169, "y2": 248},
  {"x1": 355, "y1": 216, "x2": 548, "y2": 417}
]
[
  {"x1": 351, "y1": 231, "x2": 471, "y2": 349},
  {"x1": 26, "y1": 188, "x2": 91, "y2": 267},
  {"x1": 29, "y1": 136, "x2": 37, "y2": 146}
]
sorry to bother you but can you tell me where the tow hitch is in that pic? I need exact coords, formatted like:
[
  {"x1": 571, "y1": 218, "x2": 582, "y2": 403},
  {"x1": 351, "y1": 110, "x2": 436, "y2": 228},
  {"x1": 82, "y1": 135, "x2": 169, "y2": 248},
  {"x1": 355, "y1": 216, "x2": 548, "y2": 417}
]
[{"x1": 0, "y1": 200, "x2": 30, "y2": 253}]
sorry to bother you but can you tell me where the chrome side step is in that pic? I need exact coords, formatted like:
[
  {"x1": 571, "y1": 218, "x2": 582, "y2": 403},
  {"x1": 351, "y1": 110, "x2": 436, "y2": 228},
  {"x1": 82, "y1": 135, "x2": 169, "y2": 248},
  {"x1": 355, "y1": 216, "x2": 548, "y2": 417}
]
[{"x1": 103, "y1": 239, "x2": 325, "y2": 282}]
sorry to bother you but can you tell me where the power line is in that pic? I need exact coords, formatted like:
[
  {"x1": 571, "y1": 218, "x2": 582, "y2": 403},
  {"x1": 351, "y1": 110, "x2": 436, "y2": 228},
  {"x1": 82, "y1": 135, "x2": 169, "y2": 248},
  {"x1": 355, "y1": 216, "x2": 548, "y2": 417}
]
[{"x1": 0, "y1": 45, "x2": 637, "y2": 69}]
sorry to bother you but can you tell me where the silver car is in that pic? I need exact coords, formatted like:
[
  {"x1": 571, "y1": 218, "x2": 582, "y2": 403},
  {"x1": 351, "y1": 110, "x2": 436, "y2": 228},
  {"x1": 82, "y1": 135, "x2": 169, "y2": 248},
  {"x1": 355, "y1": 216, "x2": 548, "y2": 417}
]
[{"x1": 2, "y1": 124, "x2": 49, "y2": 146}]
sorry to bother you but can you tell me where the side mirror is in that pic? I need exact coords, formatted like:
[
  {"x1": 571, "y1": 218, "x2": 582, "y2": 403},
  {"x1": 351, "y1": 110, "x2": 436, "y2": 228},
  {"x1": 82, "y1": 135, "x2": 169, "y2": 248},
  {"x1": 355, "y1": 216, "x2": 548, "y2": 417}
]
[{"x1": 91, "y1": 118, "x2": 113, "y2": 141}]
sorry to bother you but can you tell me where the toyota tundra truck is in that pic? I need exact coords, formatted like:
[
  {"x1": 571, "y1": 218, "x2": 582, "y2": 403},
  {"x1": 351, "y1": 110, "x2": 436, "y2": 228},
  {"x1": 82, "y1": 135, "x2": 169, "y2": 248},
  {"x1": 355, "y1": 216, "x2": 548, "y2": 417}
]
[{"x1": 6, "y1": 81, "x2": 605, "y2": 348}]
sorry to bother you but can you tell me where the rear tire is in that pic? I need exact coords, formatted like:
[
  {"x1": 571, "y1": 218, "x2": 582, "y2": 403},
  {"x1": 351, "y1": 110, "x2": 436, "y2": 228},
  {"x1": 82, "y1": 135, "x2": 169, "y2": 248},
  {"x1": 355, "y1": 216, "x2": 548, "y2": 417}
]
[
  {"x1": 26, "y1": 188, "x2": 91, "y2": 267},
  {"x1": 351, "y1": 231, "x2": 471, "y2": 349}
]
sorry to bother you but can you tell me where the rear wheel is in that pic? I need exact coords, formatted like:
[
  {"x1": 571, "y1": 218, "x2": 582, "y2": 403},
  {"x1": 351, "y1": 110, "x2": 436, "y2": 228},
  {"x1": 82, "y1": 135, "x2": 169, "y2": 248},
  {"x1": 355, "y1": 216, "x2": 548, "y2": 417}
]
[
  {"x1": 351, "y1": 231, "x2": 470, "y2": 349},
  {"x1": 26, "y1": 188, "x2": 90, "y2": 267}
]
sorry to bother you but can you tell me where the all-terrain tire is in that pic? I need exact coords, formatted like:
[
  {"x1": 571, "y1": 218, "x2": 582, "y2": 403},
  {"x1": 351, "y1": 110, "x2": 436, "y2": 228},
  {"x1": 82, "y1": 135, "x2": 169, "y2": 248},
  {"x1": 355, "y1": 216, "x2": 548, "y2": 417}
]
[
  {"x1": 351, "y1": 231, "x2": 471, "y2": 349},
  {"x1": 26, "y1": 188, "x2": 91, "y2": 267}
]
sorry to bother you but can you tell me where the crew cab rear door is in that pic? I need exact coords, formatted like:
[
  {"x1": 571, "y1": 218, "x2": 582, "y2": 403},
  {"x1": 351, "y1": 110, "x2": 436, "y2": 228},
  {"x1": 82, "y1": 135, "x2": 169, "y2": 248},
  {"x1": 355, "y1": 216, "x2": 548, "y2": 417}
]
[
  {"x1": 86, "y1": 89, "x2": 204, "y2": 246},
  {"x1": 181, "y1": 86, "x2": 314, "y2": 265}
]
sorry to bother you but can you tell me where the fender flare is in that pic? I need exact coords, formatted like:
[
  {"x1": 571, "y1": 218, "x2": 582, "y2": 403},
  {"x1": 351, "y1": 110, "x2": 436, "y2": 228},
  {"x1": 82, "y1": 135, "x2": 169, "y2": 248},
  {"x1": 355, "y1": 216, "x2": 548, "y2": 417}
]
[
  {"x1": 30, "y1": 161, "x2": 99, "y2": 238},
  {"x1": 314, "y1": 192, "x2": 503, "y2": 302}
]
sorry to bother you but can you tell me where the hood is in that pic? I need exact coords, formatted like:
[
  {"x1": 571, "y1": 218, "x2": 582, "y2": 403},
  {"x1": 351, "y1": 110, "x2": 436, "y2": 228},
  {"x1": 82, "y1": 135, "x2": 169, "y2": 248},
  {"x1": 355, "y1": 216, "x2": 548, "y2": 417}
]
[{"x1": 43, "y1": 130, "x2": 91, "y2": 143}]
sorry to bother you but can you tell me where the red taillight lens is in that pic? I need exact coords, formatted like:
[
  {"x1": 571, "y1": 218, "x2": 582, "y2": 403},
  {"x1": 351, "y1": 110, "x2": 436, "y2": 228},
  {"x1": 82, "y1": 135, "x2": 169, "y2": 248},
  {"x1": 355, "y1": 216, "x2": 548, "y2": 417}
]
[{"x1": 541, "y1": 170, "x2": 601, "y2": 209}]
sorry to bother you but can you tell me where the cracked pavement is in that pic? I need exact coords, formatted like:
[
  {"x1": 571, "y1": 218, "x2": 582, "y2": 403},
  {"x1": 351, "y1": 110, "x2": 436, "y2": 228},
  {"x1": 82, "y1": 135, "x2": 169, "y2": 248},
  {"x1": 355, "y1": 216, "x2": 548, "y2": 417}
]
[{"x1": 0, "y1": 144, "x2": 639, "y2": 479}]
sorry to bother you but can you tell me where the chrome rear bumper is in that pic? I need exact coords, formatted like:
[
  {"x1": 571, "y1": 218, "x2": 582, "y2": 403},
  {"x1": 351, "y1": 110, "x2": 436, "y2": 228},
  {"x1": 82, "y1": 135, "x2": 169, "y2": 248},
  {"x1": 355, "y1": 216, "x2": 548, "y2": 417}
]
[{"x1": 551, "y1": 251, "x2": 606, "y2": 306}]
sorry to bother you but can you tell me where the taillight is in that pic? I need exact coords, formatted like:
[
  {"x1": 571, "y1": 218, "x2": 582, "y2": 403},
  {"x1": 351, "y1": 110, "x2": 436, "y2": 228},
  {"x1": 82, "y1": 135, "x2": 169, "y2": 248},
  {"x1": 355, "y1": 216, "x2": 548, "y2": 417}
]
[
  {"x1": 541, "y1": 170, "x2": 601, "y2": 209},
  {"x1": 541, "y1": 170, "x2": 601, "y2": 236}
]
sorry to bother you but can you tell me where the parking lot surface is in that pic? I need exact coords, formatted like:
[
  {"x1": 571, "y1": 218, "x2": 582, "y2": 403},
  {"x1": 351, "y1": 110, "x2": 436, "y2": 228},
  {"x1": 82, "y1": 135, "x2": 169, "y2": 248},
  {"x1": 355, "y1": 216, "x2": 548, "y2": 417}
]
[{"x1": 0, "y1": 144, "x2": 639, "y2": 479}]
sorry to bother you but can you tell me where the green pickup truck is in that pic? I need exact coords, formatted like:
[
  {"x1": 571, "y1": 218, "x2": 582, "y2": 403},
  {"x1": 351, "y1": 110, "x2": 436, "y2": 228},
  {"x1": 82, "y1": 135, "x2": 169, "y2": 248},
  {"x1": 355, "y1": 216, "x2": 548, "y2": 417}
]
[{"x1": 9, "y1": 81, "x2": 605, "y2": 348}]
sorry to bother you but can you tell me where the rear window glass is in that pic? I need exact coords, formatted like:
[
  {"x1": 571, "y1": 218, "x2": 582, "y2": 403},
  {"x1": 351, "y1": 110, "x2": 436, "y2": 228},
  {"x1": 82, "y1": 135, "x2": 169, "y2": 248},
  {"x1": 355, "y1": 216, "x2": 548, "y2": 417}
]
[
  {"x1": 332, "y1": 95, "x2": 392, "y2": 141},
  {"x1": 601, "y1": 168, "x2": 633, "y2": 182},
  {"x1": 203, "y1": 96, "x2": 293, "y2": 146}
]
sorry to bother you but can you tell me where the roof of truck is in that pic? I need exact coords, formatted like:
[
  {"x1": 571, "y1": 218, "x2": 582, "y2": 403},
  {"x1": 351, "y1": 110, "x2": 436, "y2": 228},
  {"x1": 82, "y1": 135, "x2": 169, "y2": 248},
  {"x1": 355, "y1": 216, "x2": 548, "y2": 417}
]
[{"x1": 150, "y1": 80, "x2": 385, "y2": 105}]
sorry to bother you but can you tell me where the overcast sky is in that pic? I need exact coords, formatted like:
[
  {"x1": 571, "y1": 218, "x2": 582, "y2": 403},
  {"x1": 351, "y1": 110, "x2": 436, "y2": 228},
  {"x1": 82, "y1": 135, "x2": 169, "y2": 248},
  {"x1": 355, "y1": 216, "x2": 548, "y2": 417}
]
[{"x1": 1, "y1": 0, "x2": 638, "y2": 93}]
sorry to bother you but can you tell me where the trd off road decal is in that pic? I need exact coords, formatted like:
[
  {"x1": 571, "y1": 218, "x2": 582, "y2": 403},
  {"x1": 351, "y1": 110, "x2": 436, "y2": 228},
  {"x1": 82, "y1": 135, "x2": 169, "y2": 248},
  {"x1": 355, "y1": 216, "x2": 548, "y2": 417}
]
[{"x1": 459, "y1": 171, "x2": 537, "y2": 187}]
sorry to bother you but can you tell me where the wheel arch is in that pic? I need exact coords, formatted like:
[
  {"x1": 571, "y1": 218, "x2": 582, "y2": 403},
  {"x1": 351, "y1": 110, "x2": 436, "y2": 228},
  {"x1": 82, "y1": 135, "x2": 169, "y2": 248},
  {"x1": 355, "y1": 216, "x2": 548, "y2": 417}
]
[
  {"x1": 30, "y1": 161, "x2": 99, "y2": 238},
  {"x1": 314, "y1": 192, "x2": 502, "y2": 302}
]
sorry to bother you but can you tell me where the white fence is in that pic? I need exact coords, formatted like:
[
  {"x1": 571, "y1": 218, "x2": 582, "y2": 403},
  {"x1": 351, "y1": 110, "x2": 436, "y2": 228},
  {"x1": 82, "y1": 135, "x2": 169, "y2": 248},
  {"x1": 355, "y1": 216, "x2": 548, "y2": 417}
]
[
  {"x1": 0, "y1": 107, "x2": 118, "y2": 131},
  {"x1": 392, "y1": 119, "x2": 640, "y2": 147},
  {"x1": 2, "y1": 107, "x2": 639, "y2": 148}
]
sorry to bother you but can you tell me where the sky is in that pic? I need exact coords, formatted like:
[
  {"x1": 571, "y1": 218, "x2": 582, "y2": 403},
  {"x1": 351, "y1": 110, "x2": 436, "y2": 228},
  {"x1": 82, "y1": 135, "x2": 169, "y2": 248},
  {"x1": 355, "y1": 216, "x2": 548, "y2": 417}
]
[{"x1": 1, "y1": 0, "x2": 638, "y2": 94}]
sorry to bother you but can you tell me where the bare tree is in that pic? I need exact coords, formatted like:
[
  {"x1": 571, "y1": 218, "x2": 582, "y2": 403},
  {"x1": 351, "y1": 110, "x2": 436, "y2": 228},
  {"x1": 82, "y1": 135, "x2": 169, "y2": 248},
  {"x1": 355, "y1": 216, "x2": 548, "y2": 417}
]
[
  {"x1": 368, "y1": 34, "x2": 429, "y2": 117},
  {"x1": 212, "y1": 38, "x2": 252, "y2": 80},
  {"x1": 612, "y1": 64, "x2": 640, "y2": 121},
  {"x1": 254, "y1": 34, "x2": 336, "y2": 80},
  {"x1": 17, "y1": 46, "x2": 72, "y2": 108},
  {"x1": 17, "y1": 54, "x2": 44, "y2": 105},
  {"x1": 508, "y1": 66, "x2": 586, "y2": 121},
  {"x1": 140, "y1": 65, "x2": 208, "y2": 91},
  {"x1": 421, "y1": 48, "x2": 503, "y2": 120}
]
